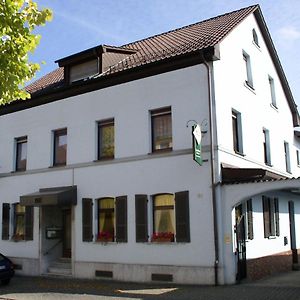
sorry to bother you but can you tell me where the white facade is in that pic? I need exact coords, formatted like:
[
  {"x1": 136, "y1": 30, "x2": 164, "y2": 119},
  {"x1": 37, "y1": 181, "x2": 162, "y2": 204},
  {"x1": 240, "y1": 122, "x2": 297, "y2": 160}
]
[{"x1": 0, "y1": 8, "x2": 299, "y2": 285}]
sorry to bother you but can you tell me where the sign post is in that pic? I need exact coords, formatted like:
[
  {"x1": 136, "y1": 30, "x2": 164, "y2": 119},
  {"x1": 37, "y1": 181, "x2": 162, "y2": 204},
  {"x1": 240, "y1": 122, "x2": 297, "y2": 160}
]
[{"x1": 192, "y1": 124, "x2": 202, "y2": 166}]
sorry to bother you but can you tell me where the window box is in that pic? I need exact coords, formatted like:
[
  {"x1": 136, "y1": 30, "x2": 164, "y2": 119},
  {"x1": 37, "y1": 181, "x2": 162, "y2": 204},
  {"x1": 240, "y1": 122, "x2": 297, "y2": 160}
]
[
  {"x1": 97, "y1": 231, "x2": 114, "y2": 243},
  {"x1": 151, "y1": 232, "x2": 174, "y2": 243}
]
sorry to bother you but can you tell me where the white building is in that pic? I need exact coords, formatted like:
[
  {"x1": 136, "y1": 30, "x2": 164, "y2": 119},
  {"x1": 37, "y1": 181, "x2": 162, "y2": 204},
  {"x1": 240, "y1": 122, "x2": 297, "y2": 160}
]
[{"x1": 0, "y1": 5, "x2": 299, "y2": 285}]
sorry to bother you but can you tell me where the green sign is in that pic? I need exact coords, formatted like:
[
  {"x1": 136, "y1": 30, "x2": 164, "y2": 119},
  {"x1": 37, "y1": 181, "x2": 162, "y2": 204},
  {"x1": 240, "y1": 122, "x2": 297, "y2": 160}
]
[{"x1": 192, "y1": 124, "x2": 202, "y2": 166}]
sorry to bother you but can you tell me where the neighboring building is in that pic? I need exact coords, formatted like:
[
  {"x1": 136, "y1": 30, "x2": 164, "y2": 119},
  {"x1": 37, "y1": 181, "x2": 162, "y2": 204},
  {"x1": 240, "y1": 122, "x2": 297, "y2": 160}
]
[{"x1": 0, "y1": 5, "x2": 299, "y2": 284}]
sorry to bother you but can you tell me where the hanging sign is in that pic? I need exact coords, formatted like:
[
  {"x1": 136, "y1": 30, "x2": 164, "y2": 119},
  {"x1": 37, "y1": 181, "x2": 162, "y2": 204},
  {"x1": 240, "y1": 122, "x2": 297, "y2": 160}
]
[{"x1": 192, "y1": 124, "x2": 202, "y2": 166}]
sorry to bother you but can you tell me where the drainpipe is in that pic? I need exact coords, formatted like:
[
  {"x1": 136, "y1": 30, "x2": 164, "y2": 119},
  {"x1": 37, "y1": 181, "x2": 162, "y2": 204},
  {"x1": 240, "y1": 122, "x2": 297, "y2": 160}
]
[{"x1": 201, "y1": 52, "x2": 219, "y2": 286}]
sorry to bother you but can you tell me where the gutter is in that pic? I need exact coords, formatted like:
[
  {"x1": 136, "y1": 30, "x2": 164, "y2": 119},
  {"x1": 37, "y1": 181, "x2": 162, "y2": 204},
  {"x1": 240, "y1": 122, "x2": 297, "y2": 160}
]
[{"x1": 201, "y1": 52, "x2": 220, "y2": 286}]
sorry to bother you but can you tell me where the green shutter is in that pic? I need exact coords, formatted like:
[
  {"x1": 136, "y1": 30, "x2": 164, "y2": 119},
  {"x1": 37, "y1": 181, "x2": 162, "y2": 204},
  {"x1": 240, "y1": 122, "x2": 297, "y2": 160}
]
[
  {"x1": 135, "y1": 195, "x2": 148, "y2": 242},
  {"x1": 175, "y1": 191, "x2": 190, "y2": 243},
  {"x1": 116, "y1": 196, "x2": 127, "y2": 243},
  {"x1": 82, "y1": 198, "x2": 93, "y2": 242},
  {"x1": 25, "y1": 206, "x2": 33, "y2": 241},
  {"x1": 2, "y1": 203, "x2": 10, "y2": 240}
]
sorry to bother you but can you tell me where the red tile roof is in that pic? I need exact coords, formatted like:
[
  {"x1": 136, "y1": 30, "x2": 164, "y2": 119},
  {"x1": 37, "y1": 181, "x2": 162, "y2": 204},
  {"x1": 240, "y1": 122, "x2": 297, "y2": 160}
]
[{"x1": 26, "y1": 5, "x2": 258, "y2": 94}]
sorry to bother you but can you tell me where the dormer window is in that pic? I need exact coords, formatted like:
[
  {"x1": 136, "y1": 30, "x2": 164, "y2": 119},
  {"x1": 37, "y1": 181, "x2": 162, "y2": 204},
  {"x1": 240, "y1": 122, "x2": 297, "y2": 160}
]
[
  {"x1": 69, "y1": 59, "x2": 98, "y2": 83},
  {"x1": 252, "y1": 29, "x2": 259, "y2": 47}
]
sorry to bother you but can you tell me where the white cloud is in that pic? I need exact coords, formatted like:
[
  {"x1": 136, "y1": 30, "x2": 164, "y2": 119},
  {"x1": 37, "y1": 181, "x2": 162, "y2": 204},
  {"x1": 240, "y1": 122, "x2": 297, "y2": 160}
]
[{"x1": 278, "y1": 26, "x2": 300, "y2": 40}]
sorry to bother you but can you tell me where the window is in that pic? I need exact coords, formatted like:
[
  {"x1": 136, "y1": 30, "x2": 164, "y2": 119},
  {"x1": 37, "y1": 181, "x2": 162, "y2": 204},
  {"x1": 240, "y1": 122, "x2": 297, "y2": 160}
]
[
  {"x1": 53, "y1": 128, "x2": 67, "y2": 166},
  {"x1": 263, "y1": 129, "x2": 271, "y2": 166},
  {"x1": 284, "y1": 141, "x2": 291, "y2": 173},
  {"x1": 153, "y1": 194, "x2": 175, "y2": 242},
  {"x1": 297, "y1": 150, "x2": 300, "y2": 167},
  {"x1": 268, "y1": 76, "x2": 277, "y2": 108},
  {"x1": 13, "y1": 203, "x2": 33, "y2": 241},
  {"x1": 252, "y1": 29, "x2": 259, "y2": 47},
  {"x1": 243, "y1": 51, "x2": 254, "y2": 89},
  {"x1": 232, "y1": 110, "x2": 243, "y2": 154},
  {"x1": 97, "y1": 119, "x2": 114, "y2": 159},
  {"x1": 15, "y1": 136, "x2": 27, "y2": 171},
  {"x1": 246, "y1": 199, "x2": 254, "y2": 240},
  {"x1": 70, "y1": 59, "x2": 98, "y2": 83},
  {"x1": 96, "y1": 196, "x2": 127, "y2": 243},
  {"x1": 151, "y1": 107, "x2": 172, "y2": 152},
  {"x1": 2, "y1": 204, "x2": 10, "y2": 240},
  {"x1": 135, "y1": 191, "x2": 190, "y2": 243},
  {"x1": 262, "y1": 196, "x2": 279, "y2": 238}
]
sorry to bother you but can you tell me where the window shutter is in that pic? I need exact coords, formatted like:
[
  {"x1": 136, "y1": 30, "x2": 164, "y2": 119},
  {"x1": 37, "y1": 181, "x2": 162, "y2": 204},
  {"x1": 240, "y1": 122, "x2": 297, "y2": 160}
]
[
  {"x1": 262, "y1": 196, "x2": 270, "y2": 238},
  {"x1": 116, "y1": 196, "x2": 127, "y2": 243},
  {"x1": 274, "y1": 198, "x2": 280, "y2": 236},
  {"x1": 82, "y1": 198, "x2": 93, "y2": 242},
  {"x1": 175, "y1": 191, "x2": 190, "y2": 243},
  {"x1": 135, "y1": 195, "x2": 148, "y2": 242},
  {"x1": 247, "y1": 199, "x2": 253, "y2": 240},
  {"x1": 2, "y1": 204, "x2": 10, "y2": 240},
  {"x1": 25, "y1": 206, "x2": 34, "y2": 241}
]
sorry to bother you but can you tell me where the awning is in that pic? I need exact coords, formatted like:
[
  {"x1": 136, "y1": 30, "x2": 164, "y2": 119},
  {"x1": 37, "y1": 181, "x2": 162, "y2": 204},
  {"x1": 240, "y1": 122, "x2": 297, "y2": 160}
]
[
  {"x1": 20, "y1": 186, "x2": 77, "y2": 206},
  {"x1": 221, "y1": 163, "x2": 287, "y2": 184}
]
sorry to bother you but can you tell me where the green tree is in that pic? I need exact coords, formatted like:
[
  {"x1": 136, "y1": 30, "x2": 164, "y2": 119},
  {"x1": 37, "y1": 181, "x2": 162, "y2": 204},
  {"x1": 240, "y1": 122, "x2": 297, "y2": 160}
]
[{"x1": 0, "y1": 0, "x2": 52, "y2": 104}]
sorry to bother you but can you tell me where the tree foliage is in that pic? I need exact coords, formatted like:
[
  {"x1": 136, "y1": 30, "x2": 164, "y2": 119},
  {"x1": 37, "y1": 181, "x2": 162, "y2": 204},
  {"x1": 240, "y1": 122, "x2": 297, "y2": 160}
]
[{"x1": 0, "y1": 0, "x2": 52, "y2": 104}]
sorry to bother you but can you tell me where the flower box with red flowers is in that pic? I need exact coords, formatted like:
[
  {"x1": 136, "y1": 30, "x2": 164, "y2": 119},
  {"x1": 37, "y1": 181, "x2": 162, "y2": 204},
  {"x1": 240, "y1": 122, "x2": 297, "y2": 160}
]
[
  {"x1": 97, "y1": 231, "x2": 114, "y2": 242},
  {"x1": 151, "y1": 232, "x2": 174, "y2": 242}
]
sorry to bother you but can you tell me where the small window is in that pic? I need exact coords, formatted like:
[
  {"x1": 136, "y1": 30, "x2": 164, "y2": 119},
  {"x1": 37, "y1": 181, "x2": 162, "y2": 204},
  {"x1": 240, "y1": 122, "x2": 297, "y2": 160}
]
[
  {"x1": 252, "y1": 29, "x2": 259, "y2": 47},
  {"x1": 246, "y1": 199, "x2": 254, "y2": 240},
  {"x1": 15, "y1": 136, "x2": 27, "y2": 171},
  {"x1": 263, "y1": 129, "x2": 271, "y2": 166},
  {"x1": 268, "y1": 76, "x2": 277, "y2": 108},
  {"x1": 97, "y1": 119, "x2": 114, "y2": 159},
  {"x1": 53, "y1": 128, "x2": 67, "y2": 166},
  {"x1": 232, "y1": 110, "x2": 243, "y2": 155},
  {"x1": 151, "y1": 107, "x2": 172, "y2": 152},
  {"x1": 284, "y1": 141, "x2": 291, "y2": 173},
  {"x1": 297, "y1": 150, "x2": 300, "y2": 167},
  {"x1": 13, "y1": 204, "x2": 25, "y2": 240},
  {"x1": 243, "y1": 51, "x2": 254, "y2": 89},
  {"x1": 262, "y1": 196, "x2": 279, "y2": 238}
]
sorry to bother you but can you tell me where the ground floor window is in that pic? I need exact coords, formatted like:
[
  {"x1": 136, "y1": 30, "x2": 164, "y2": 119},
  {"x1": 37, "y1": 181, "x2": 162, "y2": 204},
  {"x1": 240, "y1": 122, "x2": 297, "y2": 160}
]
[
  {"x1": 97, "y1": 198, "x2": 115, "y2": 242},
  {"x1": 262, "y1": 196, "x2": 279, "y2": 238}
]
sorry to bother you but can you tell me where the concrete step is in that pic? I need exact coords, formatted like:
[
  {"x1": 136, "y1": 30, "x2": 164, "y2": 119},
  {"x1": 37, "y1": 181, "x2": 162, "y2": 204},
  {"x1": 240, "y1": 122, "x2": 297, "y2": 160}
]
[{"x1": 47, "y1": 258, "x2": 72, "y2": 276}]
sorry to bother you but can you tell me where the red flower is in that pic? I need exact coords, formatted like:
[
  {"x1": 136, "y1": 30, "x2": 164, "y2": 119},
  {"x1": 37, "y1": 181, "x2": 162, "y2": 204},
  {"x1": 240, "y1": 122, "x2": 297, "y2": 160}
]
[
  {"x1": 151, "y1": 232, "x2": 174, "y2": 241},
  {"x1": 97, "y1": 231, "x2": 114, "y2": 240}
]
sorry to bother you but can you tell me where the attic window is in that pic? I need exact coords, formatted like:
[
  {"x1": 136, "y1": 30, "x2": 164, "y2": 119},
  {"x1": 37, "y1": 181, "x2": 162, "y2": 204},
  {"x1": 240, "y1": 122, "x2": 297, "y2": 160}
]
[
  {"x1": 252, "y1": 29, "x2": 259, "y2": 47},
  {"x1": 70, "y1": 59, "x2": 99, "y2": 83}
]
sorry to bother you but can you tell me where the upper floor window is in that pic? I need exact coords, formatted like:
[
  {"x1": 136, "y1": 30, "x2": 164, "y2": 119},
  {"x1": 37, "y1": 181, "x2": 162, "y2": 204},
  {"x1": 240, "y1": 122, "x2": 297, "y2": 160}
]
[
  {"x1": 97, "y1": 119, "x2": 114, "y2": 160},
  {"x1": 268, "y1": 75, "x2": 277, "y2": 108},
  {"x1": 232, "y1": 109, "x2": 244, "y2": 155},
  {"x1": 263, "y1": 128, "x2": 271, "y2": 166},
  {"x1": 252, "y1": 29, "x2": 259, "y2": 47},
  {"x1": 70, "y1": 59, "x2": 98, "y2": 83},
  {"x1": 243, "y1": 51, "x2": 254, "y2": 89},
  {"x1": 151, "y1": 107, "x2": 172, "y2": 152},
  {"x1": 262, "y1": 196, "x2": 279, "y2": 238},
  {"x1": 284, "y1": 141, "x2": 291, "y2": 173},
  {"x1": 15, "y1": 136, "x2": 27, "y2": 171},
  {"x1": 53, "y1": 128, "x2": 67, "y2": 166}
]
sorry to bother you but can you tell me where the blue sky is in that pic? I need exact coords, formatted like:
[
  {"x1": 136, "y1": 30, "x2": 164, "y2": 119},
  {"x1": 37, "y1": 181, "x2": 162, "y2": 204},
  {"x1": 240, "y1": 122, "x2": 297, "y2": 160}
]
[{"x1": 33, "y1": 0, "x2": 300, "y2": 107}]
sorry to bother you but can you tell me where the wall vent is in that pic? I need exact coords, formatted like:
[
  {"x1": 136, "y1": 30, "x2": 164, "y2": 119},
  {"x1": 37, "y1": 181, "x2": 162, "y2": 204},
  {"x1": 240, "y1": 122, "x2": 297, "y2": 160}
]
[
  {"x1": 151, "y1": 273, "x2": 173, "y2": 282},
  {"x1": 95, "y1": 270, "x2": 113, "y2": 278}
]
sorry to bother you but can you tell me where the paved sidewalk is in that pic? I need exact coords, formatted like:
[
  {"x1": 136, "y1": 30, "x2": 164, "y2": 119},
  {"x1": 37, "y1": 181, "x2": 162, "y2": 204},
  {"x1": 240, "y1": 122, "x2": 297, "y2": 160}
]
[{"x1": 0, "y1": 271, "x2": 299, "y2": 300}]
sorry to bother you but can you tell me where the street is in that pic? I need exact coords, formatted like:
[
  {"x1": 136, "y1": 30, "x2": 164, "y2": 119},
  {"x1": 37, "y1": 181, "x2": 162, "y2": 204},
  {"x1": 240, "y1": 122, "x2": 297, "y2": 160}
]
[{"x1": 0, "y1": 271, "x2": 299, "y2": 300}]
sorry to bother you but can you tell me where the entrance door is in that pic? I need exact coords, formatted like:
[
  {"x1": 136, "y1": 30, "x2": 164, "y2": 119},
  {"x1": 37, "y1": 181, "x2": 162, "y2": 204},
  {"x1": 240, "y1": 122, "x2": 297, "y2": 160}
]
[
  {"x1": 62, "y1": 209, "x2": 71, "y2": 258},
  {"x1": 235, "y1": 205, "x2": 247, "y2": 281},
  {"x1": 289, "y1": 201, "x2": 298, "y2": 265}
]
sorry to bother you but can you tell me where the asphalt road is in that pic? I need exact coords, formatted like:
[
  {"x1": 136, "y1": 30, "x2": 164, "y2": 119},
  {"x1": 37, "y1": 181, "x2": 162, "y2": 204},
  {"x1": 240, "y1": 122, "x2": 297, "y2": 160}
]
[{"x1": 0, "y1": 271, "x2": 299, "y2": 300}]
